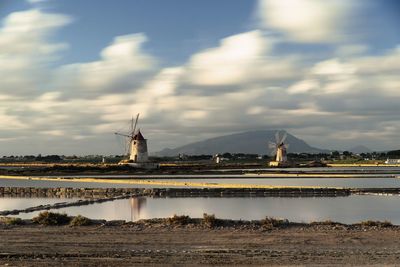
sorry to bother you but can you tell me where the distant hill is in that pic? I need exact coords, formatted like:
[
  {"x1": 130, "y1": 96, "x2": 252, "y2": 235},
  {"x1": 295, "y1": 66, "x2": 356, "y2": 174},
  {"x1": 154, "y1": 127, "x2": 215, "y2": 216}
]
[
  {"x1": 156, "y1": 130, "x2": 328, "y2": 156},
  {"x1": 349, "y1": 145, "x2": 372, "y2": 154}
]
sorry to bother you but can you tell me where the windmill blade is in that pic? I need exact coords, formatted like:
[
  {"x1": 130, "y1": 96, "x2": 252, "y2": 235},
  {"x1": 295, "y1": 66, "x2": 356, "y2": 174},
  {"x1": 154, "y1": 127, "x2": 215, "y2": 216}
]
[
  {"x1": 268, "y1": 141, "x2": 277, "y2": 148},
  {"x1": 281, "y1": 132, "x2": 287, "y2": 144},
  {"x1": 132, "y1": 113, "x2": 139, "y2": 136},
  {"x1": 284, "y1": 143, "x2": 290, "y2": 149},
  {"x1": 114, "y1": 133, "x2": 127, "y2": 155},
  {"x1": 275, "y1": 131, "x2": 280, "y2": 144},
  {"x1": 130, "y1": 116, "x2": 134, "y2": 134},
  {"x1": 126, "y1": 139, "x2": 132, "y2": 156}
]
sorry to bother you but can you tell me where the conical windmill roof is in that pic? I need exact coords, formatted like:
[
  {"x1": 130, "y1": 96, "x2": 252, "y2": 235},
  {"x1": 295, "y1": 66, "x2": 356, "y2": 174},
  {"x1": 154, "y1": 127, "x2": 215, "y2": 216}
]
[{"x1": 133, "y1": 130, "x2": 145, "y2": 140}]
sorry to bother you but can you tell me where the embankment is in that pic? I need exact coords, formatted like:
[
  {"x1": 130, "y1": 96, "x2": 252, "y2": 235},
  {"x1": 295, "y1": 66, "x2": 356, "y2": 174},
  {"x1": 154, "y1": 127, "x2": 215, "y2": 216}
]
[{"x1": 0, "y1": 187, "x2": 351, "y2": 199}]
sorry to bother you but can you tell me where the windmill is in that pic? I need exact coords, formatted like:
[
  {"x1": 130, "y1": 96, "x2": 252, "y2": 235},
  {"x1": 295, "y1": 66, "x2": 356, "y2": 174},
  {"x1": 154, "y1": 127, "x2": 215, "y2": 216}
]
[
  {"x1": 114, "y1": 114, "x2": 149, "y2": 163},
  {"x1": 268, "y1": 131, "x2": 289, "y2": 165}
]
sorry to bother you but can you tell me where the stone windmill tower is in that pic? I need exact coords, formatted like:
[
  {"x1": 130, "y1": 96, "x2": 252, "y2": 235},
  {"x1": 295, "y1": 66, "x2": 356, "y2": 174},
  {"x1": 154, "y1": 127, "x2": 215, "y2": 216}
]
[
  {"x1": 275, "y1": 142, "x2": 287, "y2": 163},
  {"x1": 115, "y1": 114, "x2": 156, "y2": 168},
  {"x1": 269, "y1": 131, "x2": 289, "y2": 167},
  {"x1": 130, "y1": 128, "x2": 148, "y2": 162}
]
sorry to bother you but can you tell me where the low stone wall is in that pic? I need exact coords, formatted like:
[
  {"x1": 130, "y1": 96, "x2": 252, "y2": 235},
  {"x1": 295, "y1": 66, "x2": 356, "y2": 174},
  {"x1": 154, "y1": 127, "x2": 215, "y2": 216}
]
[
  {"x1": 152, "y1": 188, "x2": 351, "y2": 197},
  {"x1": 0, "y1": 187, "x2": 150, "y2": 199},
  {"x1": 4, "y1": 186, "x2": 400, "y2": 199},
  {"x1": 0, "y1": 187, "x2": 352, "y2": 198},
  {"x1": 352, "y1": 188, "x2": 400, "y2": 195}
]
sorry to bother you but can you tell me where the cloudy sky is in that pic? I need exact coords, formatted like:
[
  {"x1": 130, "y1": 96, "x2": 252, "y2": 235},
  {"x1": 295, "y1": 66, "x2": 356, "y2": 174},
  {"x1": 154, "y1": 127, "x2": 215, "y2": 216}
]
[{"x1": 0, "y1": 0, "x2": 399, "y2": 156}]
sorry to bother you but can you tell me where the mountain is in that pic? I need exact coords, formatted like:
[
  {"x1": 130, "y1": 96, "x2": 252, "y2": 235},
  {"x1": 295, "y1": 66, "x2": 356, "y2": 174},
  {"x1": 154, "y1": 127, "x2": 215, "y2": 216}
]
[
  {"x1": 349, "y1": 145, "x2": 372, "y2": 154},
  {"x1": 156, "y1": 130, "x2": 328, "y2": 156}
]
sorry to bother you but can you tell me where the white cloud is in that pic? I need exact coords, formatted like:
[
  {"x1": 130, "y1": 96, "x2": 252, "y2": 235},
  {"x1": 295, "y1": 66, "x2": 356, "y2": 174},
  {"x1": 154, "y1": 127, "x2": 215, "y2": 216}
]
[
  {"x1": 351, "y1": 46, "x2": 400, "y2": 75},
  {"x1": 187, "y1": 30, "x2": 270, "y2": 86},
  {"x1": 258, "y1": 0, "x2": 352, "y2": 43},
  {"x1": 41, "y1": 130, "x2": 65, "y2": 136},
  {"x1": 247, "y1": 106, "x2": 265, "y2": 115},
  {"x1": 0, "y1": 9, "x2": 71, "y2": 95},
  {"x1": 288, "y1": 79, "x2": 319, "y2": 94},
  {"x1": 311, "y1": 59, "x2": 356, "y2": 76},
  {"x1": 60, "y1": 34, "x2": 156, "y2": 91}
]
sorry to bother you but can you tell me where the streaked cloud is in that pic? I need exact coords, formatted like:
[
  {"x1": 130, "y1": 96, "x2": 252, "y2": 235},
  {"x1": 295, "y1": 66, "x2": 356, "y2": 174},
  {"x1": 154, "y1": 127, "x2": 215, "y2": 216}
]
[
  {"x1": 0, "y1": 1, "x2": 399, "y2": 155},
  {"x1": 258, "y1": 0, "x2": 353, "y2": 43},
  {"x1": 58, "y1": 34, "x2": 157, "y2": 94}
]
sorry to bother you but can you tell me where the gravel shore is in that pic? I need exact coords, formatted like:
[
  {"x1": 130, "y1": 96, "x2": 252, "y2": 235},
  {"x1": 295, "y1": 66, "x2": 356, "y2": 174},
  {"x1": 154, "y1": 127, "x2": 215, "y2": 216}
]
[{"x1": 1, "y1": 220, "x2": 400, "y2": 266}]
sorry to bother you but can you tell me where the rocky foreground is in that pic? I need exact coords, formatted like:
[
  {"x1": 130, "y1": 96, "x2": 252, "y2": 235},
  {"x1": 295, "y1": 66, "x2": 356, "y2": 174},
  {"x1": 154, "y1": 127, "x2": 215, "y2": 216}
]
[{"x1": 1, "y1": 217, "x2": 400, "y2": 266}]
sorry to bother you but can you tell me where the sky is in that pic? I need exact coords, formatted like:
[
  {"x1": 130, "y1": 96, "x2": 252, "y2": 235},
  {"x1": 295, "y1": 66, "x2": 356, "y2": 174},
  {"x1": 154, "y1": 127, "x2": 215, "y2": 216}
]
[{"x1": 0, "y1": 0, "x2": 399, "y2": 156}]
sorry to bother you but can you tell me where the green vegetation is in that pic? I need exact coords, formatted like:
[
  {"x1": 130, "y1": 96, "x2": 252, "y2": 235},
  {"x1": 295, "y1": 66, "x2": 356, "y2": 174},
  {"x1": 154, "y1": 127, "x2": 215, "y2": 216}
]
[
  {"x1": 69, "y1": 215, "x2": 92, "y2": 226},
  {"x1": 0, "y1": 154, "x2": 124, "y2": 164},
  {"x1": 166, "y1": 214, "x2": 191, "y2": 226},
  {"x1": 359, "y1": 220, "x2": 393, "y2": 227},
  {"x1": 1, "y1": 148, "x2": 400, "y2": 165},
  {"x1": 202, "y1": 213, "x2": 218, "y2": 228},
  {"x1": 32, "y1": 211, "x2": 71, "y2": 226},
  {"x1": 0, "y1": 217, "x2": 24, "y2": 225}
]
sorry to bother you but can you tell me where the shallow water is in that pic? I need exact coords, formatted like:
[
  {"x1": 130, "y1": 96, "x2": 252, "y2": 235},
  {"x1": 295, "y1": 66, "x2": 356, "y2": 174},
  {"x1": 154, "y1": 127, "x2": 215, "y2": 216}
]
[
  {"x1": 0, "y1": 197, "x2": 79, "y2": 211},
  {"x1": 4, "y1": 195, "x2": 400, "y2": 224}
]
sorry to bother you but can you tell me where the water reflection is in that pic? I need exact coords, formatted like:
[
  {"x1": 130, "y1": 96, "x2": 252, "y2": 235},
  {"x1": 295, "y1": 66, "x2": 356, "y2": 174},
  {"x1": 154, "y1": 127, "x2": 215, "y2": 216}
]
[
  {"x1": 6, "y1": 195, "x2": 400, "y2": 224},
  {"x1": 130, "y1": 197, "x2": 146, "y2": 221}
]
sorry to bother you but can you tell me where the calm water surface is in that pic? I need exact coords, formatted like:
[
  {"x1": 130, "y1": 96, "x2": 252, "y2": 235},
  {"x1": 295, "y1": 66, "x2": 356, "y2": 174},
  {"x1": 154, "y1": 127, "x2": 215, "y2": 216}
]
[
  {"x1": 4, "y1": 195, "x2": 400, "y2": 224},
  {"x1": 0, "y1": 197, "x2": 78, "y2": 211}
]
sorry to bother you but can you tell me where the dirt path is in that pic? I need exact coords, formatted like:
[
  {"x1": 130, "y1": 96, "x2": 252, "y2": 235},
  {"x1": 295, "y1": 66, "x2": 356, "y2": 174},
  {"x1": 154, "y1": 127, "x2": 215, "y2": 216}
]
[{"x1": 1, "y1": 225, "x2": 400, "y2": 266}]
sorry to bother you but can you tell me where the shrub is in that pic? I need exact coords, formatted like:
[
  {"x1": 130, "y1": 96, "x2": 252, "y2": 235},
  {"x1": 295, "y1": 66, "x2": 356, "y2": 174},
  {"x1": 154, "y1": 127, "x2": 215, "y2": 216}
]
[
  {"x1": 203, "y1": 213, "x2": 217, "y2": 228},
  {"x1": 32, "y1": 211, "x2": 70, "y2": 226},
  {"x1": 360, "y1": 220, "x2": 392, "y2": 228},
  {"x1": 262, "y1": 217, "x2": 289, "y2": 229},
  {"x1": 0, "y1": 217, "x2": 23, "y2": 225},
  {"x1": 310, "y1": 220, "x2": 337, "y2": 226},
  {"x1": 69, "y1": 215, "x2": 92, "y2": 226},
  {"x1": 381, "y1": 220, "x2": 393, "y2": 227},
  {"x1": 360, "y1": 220, "x2": 379, "y2": 227},
  {"x1": 166, "y1": 214, "x2": 190, "y2": 225}
]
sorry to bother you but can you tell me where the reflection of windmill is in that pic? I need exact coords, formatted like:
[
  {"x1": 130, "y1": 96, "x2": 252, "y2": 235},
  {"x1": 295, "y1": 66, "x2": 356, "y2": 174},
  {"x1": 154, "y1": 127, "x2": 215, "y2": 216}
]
[
  {"x1": 114, "y1": 114, "x2": 149, "y2": 163},
  {"x1": 130, "y1": 197, "x2": 147, "y2": 221},
  {"x1": 269, "y1": 131, "x2": 290, "y2": 166}
]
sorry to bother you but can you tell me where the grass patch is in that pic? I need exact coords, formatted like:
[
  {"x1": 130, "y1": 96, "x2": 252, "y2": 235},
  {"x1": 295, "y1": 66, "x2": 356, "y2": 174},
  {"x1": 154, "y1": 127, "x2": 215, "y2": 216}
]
[
  {"x1": 262, "y1": 217, "x2": 289, "y2": 230},
  {"x1": 32, "y1": 211, "x2": 71, "y2": 226},
  {"x1": 166, "y1": 214, "x2": 191, "y2": 226},
  {"x1": 0, "y1": 217, "x2": 24, "y2": 225},
  {"x1": 359, "y1": 220, "x2": 393, "y2": 228},
  {"x1": 69, "y1": 215, "x2": 92, "y2": 226}
]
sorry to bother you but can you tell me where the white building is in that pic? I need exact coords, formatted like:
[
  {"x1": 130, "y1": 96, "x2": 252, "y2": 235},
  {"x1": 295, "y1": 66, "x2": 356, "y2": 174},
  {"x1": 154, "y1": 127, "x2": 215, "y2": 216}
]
[{"x1": 385, "y1": 159, "x2": 400, "y2": 164}]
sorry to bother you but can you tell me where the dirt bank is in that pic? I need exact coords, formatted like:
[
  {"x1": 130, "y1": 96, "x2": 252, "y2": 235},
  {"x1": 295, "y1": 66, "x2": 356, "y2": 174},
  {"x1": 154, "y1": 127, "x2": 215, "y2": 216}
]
[{"x1": 1, "y1": 220, "x2": 400, "y2": 266}]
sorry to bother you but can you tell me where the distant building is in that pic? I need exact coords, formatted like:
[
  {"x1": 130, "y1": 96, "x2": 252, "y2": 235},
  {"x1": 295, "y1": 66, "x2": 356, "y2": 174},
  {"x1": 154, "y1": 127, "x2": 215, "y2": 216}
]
[
  {"x1": 130, "y1": 130, "x2": 149, "y2": 163},
  {"x1": 214, "y1": 154, "x2": 229, "y2": 164},
  {"x1": 385, "y1": 159, "x2": 400, "y2": 164},
  {"x1": 115, "y1": 114, "x2": 158, "y2": 169}
]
